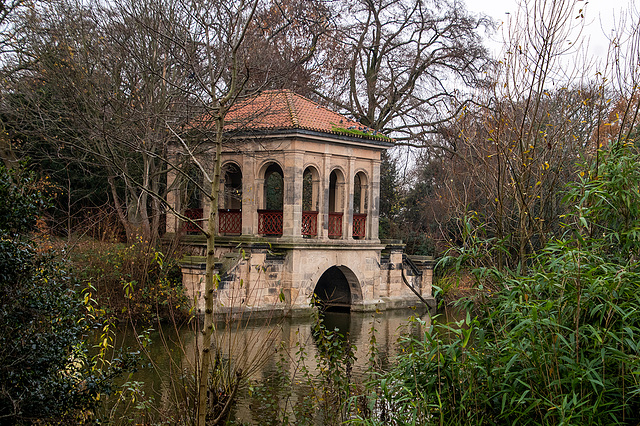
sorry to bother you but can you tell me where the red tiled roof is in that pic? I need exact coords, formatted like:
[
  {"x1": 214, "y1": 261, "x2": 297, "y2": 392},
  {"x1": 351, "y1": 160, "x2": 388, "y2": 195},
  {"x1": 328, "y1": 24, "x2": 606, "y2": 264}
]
[{"x1": 224, "y1": 90, "x2": 390, "y2": 141}]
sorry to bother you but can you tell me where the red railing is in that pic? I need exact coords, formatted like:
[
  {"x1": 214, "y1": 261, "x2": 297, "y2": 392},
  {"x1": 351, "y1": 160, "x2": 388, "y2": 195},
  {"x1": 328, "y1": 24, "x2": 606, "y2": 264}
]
[
  {"x1": 328, "y1": 212, "x2": 343, "y2": 238},
  {"x1": 258, "y1": 209, "x2": 283, "y2": 235},
  {"x1": 301, "y1": 211, "x2": 318, "y2": 236},
  {"x1": 184, "y1": 208, "x2": 203, "y2": 234},
  {"x1": 219, "y1": 209, "x2": 242, "y2": 234},
  {"x1": 353, "y1": 213, "x2": 367, "y2": 238}
]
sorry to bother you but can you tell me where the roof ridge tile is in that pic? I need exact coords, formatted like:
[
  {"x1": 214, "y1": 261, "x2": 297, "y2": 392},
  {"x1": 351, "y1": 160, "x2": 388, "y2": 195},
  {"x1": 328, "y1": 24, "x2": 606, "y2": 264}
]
[{"x1": 284, "y1": 90, "x2": 299, "y2": 127}]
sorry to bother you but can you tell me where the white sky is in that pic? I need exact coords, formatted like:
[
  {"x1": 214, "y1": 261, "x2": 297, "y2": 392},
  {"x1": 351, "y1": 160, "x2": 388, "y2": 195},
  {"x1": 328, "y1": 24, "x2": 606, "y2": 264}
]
[
  {"x1": 394, "y1": 1, "x2": 636, "y2": 171},
  {"x1": 465, "y1": 0, "x2": 633, "y2": 62}
]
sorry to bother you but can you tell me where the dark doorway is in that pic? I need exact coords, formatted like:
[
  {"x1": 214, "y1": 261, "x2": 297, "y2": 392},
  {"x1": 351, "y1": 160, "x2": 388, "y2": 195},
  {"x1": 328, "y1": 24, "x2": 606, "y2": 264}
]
[
  {"x1": 222, "y1": 163, "x2": 242, "y2": 209},
  {"x1": 314, "y1": 266, "x2": 351, "y2": 312}
]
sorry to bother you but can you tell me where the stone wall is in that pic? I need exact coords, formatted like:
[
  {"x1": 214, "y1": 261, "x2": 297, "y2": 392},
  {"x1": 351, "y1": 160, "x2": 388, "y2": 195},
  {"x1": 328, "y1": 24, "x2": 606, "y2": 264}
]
[{"x1": 181, "y1": 239, "x2": 434, "y2": 316}]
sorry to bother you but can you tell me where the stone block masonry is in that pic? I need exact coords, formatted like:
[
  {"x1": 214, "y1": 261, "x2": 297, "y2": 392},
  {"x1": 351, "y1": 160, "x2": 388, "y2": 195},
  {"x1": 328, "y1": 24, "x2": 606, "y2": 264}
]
[{"x1": 180, "y1": 237, "x2": 434, "y2": 317}]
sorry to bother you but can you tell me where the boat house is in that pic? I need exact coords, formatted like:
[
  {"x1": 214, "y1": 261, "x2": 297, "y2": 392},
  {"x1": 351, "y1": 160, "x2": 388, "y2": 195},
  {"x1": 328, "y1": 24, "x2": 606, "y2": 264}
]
[{"x1": 165, "y1": 90, "x2": 434, "y2": 315}]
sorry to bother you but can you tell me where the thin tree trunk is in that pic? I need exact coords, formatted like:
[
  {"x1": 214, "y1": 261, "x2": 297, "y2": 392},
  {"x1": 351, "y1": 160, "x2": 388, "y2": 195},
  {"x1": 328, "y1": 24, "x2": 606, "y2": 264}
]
[
  {"x1": 151, "y1": 159, "x2": 161, "y2": 242},
  {"x1": 140, "y1": 153, "x2": 152, "y2": 241},
  {"x1": 108, "y1": 174, "x2": 133, "y2": 241},
  {"x1": 197, "y1": 115, "x2": 223, "y2": 426}
]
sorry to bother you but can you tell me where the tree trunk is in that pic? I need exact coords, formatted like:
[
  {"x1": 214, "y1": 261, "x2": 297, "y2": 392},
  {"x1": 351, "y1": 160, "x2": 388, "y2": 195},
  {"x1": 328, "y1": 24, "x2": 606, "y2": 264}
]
[
  {"x1": 108, "y1": 174, "x2": 134, "y2": 241},
  {"x1": 197, "y1": 114, "x2": 223, "y2": 426}
]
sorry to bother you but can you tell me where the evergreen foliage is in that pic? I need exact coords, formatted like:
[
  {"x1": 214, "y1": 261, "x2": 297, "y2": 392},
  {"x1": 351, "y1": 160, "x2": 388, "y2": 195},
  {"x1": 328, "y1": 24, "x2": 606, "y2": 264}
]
[
  {"x1": 0, "y1": 165, "x2": 123, "y2": 423},
  {"x1": 378, "y1": 151, "x2": 402, "y2": 240}
]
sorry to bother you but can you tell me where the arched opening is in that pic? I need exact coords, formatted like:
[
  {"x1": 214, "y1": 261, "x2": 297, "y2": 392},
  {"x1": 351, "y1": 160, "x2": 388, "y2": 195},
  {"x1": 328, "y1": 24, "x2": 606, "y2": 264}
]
[
  {"x1": 183, "y1": 164, "x2": 203, "y2": 234},
  {"x1": 219, "y1": 163, "x2": 242, "y2": 234},
  {"x1": 313, "y1": 265, "x2": 361, "y2": 312},
  {"x1": 222, "y1": 163, "x2": 242, "y2": 209},
  {"x1": 328, "y1": 169, "x2": 345, "y2": 239},
  {"x1": 185, "y1": 166, "x2": 203, "y2": 210},
  {"x1": 302, "y1": 166, "x2": 319, "y2": 237},
  {"x1": 353, "y1": 172, "x2": 368, "y2": 214},
  {"x1": 259, "y1": 163, "x2": 284, "y2": 235},
  {"x1": 264, "y1": 163, "x2": 284, "y2": 210},
  {"x1": 353, "y1": 171, "x2": 368, "y2": 239}
]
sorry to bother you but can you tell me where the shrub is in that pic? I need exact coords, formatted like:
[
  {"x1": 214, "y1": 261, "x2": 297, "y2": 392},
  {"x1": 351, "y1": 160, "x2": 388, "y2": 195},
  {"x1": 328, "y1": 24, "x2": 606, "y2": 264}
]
[
  {"x1": 354, "y1": 145, "x2": 640, "y2": 425},
  {"x1": 0, "y1": 165, "x2": 125, "y2": 423},
  {"x1": 72, "y1": 239, "x2": 189, "y2": 323}
]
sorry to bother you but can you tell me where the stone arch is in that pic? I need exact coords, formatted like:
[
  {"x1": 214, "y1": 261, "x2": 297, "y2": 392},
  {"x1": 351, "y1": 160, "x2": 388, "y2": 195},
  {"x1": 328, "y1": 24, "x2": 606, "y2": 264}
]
[
  {"x1": 312, "y1": 265, "x2": 363, "y2": 311},
  {"x1": 257, "y1": 159, "x2": 284, "y2": 177},
  {"x1": 304, "y1": 161, "x2": 322, "y2": 174}
]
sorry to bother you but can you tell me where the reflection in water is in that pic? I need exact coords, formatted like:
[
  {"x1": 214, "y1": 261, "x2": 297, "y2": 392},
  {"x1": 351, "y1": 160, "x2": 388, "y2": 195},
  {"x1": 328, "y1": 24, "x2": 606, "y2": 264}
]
[
  {"x1": 100, "y1": 307, "x2": 431, "y2": 423},
  {"x1": 317, "y1": 311, "x2": 351, "y2": 342}
]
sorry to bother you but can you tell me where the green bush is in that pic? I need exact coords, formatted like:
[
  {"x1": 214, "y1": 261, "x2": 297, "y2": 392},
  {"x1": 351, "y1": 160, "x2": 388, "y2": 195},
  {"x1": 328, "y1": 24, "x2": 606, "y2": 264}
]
[
  {"x1": 0, "y1": 165, "x2": 126, "y2": 423},
  {"x1": 72, "y1": 239, "x2": 189, "y2": 323},
  {"x1": 354, "y1": 145, "x2": 640, "y2": 425}
]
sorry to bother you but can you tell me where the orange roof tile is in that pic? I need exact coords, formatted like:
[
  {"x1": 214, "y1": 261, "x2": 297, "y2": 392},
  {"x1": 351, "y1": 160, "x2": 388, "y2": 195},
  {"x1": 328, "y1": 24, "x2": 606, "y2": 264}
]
[{"x1": 224, "y1": 90, "x2": 391, "y2": 142}]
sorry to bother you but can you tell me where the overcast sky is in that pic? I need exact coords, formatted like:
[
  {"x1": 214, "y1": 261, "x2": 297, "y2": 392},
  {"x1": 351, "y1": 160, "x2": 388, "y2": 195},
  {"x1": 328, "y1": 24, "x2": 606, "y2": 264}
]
[{"x1": 464, "y1": 0, "x2": 634, "y2": 62}]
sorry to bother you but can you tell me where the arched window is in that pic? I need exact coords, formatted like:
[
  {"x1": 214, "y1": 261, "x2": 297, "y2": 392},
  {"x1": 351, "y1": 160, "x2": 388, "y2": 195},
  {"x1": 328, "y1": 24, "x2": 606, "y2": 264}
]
[
  {"x1": 219, "y1": 163, "x2": 242, "y2": 235},
  {"x1": 183, "y1": 164, "x2": 203, "y2": 234},
  {"x1": 185, "y1": 165, "x2": 203, "y2": 210},
  {"x1": 353, "y1": 171, "x2": 368, "y2": 239},
  {"x1": 328, "y1": 169, "x2": 345, "y2": 238},
  {"x1": 259, "y1": 163, "x2": 284, "y2": 235},
  {"x1": 302, "y1": 166, "x2": 320, "y2": 237},
  {"x1": 353, "y1": 171, "x2": 368, "y2": 214},
  {"x1": 264, "y1": 164, "x2": 284, "y2": 211},
  {"x1": 222, "y1": 163, "x2": 242, "y2": 210}
]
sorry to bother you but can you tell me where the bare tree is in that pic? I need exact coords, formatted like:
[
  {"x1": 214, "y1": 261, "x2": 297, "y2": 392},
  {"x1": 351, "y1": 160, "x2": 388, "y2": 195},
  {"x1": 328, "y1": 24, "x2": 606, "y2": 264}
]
[
  {"x1": 0, "y1": 0, "x2": 30, "y2": 166},
  {"x1": 240, "y1": 0, "x2": 333, "y2": 95},
  {"x1": 3, "y1": 0, "x2": 199, "y2": 242},
  {"x1": 122, "y1": 0, "x2": 321, "y2": 423},
  {"x1": 316, "y1": 0, "x2": 492, "y2": 147},
  {"x1": 604, "y1": 2, "x2": 640, "y2": 151},
  {"x1": 410, "y1": 0, "x2": 640, "y2": 269}
]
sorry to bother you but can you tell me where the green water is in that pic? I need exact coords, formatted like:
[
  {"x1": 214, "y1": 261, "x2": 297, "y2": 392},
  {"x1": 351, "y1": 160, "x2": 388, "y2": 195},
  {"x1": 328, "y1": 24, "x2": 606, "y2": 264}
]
[{"x1": 93, "y1": 307, "x2": 434, "y2": 424}]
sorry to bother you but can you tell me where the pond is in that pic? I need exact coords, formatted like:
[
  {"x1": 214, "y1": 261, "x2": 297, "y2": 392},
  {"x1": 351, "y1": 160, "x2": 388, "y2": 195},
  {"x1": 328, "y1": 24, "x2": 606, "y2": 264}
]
[{"x1": 95, "y1": 307, "x2": 437, "y2": 424}]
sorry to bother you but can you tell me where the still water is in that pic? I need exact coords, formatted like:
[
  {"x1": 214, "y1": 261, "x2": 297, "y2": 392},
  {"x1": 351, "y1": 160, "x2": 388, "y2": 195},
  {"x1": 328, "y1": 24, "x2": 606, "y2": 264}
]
[{"x1": 100, "y1": 307, "x2": 434, "y2": 423}]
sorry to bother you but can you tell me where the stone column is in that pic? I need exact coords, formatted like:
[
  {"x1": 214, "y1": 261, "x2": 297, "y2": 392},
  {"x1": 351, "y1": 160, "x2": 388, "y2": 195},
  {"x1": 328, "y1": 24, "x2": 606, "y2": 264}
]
[
  {"x1": 242, "y1": 155, "x2": 256, "y2": 236},
  {"x1": 253, "y1": 177, "x2": 264, "y2": 235},
  {"x1": 311, "y1": 176, "x2": 320, "y2": 212},
  {"x1": 370, "y1": 159, "x2": 381, "y2": 241},
  {"x1": 283, "y1": 150, "x2": 304, "y2": 238}
]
